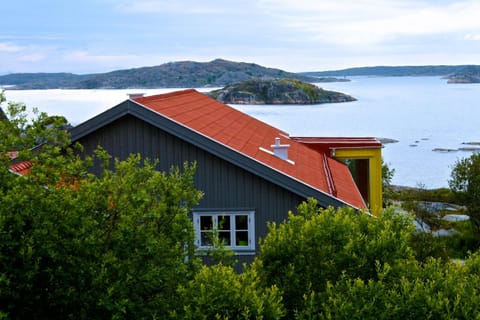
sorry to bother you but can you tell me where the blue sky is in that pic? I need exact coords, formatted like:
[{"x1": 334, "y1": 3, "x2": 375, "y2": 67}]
[{"x1": 1, "y1": 0, "x2": 480, "y2": 74}]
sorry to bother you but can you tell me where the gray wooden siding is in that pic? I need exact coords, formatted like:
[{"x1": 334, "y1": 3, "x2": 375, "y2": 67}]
[{"x1": 75, "y1": 114, "x2": 306, "y2": 263}]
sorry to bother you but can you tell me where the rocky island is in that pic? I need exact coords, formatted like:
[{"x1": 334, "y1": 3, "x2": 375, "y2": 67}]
[
  {"x1": 446, "y1": 66, "x2": 480, "y2": 83},
  {"x1": 207, "y1": 78, "x2": 356, "y2": 104},
  {"x1": 447, "y1": 73, "x2": 480, "y2": 84}
]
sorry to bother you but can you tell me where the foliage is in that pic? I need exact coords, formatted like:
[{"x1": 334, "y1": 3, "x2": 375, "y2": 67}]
[
  {"x1": 392, "y1": 186, "x2": 455, "y2": 203},
  {"x1": 449, "y1": 153, "x2": 480, "y2": 231},
  {"x1": 0, "y1": 93, "x2": 204, "y2": 318},
  {"x1": 281, "y1": 78, "x2": 320, "y2": 100},
  {"x1": 408, "y1": 231, "x2": 450, "y2": 262},
  {"x1": 176, "y1": 264, "x2": 285, "y2": 319},
  {"x1": 297, "y1": 255, "x2": 480, "y2": 319},
  {"x1": 254, "y1": 199, "x2": 415, "y2": 317},
  {"x1": 198, "y1": 224, "x2": 238, "y2": 268},
  {"x1": 439, "y1": 220, "x2": 480, "y2": 258},
  {"x1": 382, "y1": 160, "x2": 395, "y2": 205},
  {"x1": 255, "y1": 199, "x2": 480, "y2": 319}
]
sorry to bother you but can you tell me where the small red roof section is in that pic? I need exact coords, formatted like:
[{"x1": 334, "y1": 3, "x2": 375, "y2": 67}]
[
  {"x1": 9, "y1": 160, "x2": 32, "y2": 176},
  {"x1": 134, "y1": 89, "x2": 366, "y2": 209},
  {"x1": 7, "y1": 151, "x2": 32, "y2": 176},
  {"x1": 291, "y1": 137, "x2": 382, "y2": 153}
]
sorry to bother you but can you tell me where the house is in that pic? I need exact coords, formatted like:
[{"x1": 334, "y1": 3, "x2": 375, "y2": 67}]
[{"x1": 69, "y1": 89, "x2": 382, "y2": 262}]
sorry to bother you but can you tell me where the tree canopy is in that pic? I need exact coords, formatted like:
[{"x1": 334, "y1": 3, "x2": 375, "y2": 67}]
[{"x1": 450, "y1": 153, "x2": 480, "y2": 231}]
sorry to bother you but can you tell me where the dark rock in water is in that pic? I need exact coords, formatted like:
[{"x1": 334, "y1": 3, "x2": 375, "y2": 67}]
[
  {"x1": 376, "y1": 137, "x2": 399, "y2": 144},
  {"x1": 207, "y1": 78, "x2": 356, "y2": 105},
  {"x1": 432, "y1": 148, "x2": 458, "y2": 153},
  {"x1": 459, "y1": 147, "x2": 480, "y2": 152}
]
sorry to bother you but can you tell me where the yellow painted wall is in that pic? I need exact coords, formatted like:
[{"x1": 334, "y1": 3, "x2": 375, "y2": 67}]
[{"x1": 332, "y1": 148, "x2": 383, "y2": 216}]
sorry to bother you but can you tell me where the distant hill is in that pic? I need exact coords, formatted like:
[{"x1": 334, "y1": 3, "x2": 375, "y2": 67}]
[
  {"x1": 303, "y1": 65, "x2": 480, "y2": 78},
  {"x1": 0, "y1": 59, "x2": 344, "y2": 90},
  {"x1": 207, "y1": 78, "x2": 356, "y2": 104},
  {"x1": 0, "y1": 73, "x2": 88, "y2": 89}
]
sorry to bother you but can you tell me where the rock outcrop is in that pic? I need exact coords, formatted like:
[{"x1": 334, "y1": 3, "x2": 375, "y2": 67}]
[
  {"x1": 447, "y1": 74, "x2": 480, "y2": 83},
  {"x1": 207, "y1": 78, "x2": 356, "y2": 104},
  {"x1": 447, "y1": 66, "x2": 480, "y2": 83}
]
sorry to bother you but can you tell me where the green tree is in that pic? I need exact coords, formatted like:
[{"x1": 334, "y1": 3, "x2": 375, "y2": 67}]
[
  {"x1": 254, "y1": 198, "x2": 480, "y2": 319},
  {"x1": 0, "y1": 93, "x2": 203, "y2": 319},
  {"x1": 449, "y1": 153, "x2": 480, "y2": 232},
  {"x1": 253, "y1": 200, "x2": 414, "y2": 317},
  {"x1": 176, "y1": 264, "x2": 285, "y2": 319},
  {"x1": 382, "y1": 159, "x2": 395, "y2": 205},
  {"x1": 297, "y1": 255, "x2": 480, "y2": 320}
]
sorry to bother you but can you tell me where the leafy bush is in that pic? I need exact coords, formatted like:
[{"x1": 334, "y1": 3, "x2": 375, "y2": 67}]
[
  {"x1": 0, "y1": 153, "x2": 203, "y2": 319},
  {"x1": 297, "y1": 256, "x2": 480, "y2": 319},
  {"x1": 0, "y1": 97, "x2": 204, "y2": 319},
  {"x1": 254, "y1": 199, "x2": 415, "y2": 317},
  {"x1": 176, "y1": 264, "x2": 285, "y2": 319}
]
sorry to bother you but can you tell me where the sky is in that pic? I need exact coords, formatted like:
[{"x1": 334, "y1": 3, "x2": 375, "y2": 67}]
[{"x1": 1, "y1": 0, "x2": 480, "y2": 74}]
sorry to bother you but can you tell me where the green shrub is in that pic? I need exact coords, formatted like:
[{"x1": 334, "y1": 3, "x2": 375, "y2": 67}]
[
  {"x1": 254, "y1": 200, "x2": 415, "y2": 317},
  {"x1": 176, "y1": 264, "x2": 285, "y2": 320},
  {"x1": 297, "y1": 257, "x2": 480, "y2": 320}
]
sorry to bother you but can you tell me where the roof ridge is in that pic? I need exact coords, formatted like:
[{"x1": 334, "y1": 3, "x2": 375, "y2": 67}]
[{"x1": 133, "y1": 88, "x2": 197, "y2": 101}]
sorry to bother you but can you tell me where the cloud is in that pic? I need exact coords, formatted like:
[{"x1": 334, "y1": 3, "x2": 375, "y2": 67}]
[
  {"x1": 0, "y1": 42, "x2": 23, "y2": 53},
  {"x1": 112, "y1": 0, "x2": 231, "y2": 14},
  {"x1": 464, "y1": 33, "x2": 480, "y2": 41},
  {"x1": 18, "y1": 53, "x2": 45, "y2": 62},
  {"x1": 65, "y1": 51, "x2": 139, "y2": 64},
  {"x1": 258, "y1": 0, "x2": 480, "y2": 46}
]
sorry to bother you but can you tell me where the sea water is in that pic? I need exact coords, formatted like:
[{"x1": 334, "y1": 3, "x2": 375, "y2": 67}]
[{"x1": 4, "y1": 76, "x2": 480, "y2": 188}]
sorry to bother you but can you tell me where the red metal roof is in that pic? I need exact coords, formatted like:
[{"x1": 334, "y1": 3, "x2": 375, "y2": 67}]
[
  {"x1": 133, "y1": 89, "x2": 366, "y2": 209},
  {"x1": 7, "y1": 151, "x2": 32, "y2": 176},
  {"x1": 9, "y1": 160, "x2": 32, "y2": 176},
  {"x1": 291, "y1": 137, "x2": 382, "y2": 154}
]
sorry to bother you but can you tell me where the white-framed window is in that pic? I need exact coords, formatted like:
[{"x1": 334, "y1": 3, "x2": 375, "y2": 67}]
[{"x1": 193, "y1": 211, "x2": 255, "y2": 251}]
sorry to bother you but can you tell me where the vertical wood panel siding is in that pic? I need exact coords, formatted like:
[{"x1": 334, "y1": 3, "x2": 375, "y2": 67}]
[{"x1": 76, "y1": 115, "x2": 305, "y2": 261}]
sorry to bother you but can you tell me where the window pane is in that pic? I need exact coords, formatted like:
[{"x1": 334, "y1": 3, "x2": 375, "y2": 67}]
[
  {"x1": 236, "y1": 215, "x2": 248, "y2": 230},
  {"x1": 219, "y1": 231, "x2": 231, "y2": 245},
  {"x1": 236, "y1": 231, "x2": 249, "y2": 246},
  {"x1": 218, "y1": 215, "x2": 230, "y2": 230},
  {"x1": 201, "y1": 231, "x2": 213, "y2": 246},
  {"x1": 200, "y1": 216, "x2": 213, "y2": 230}
]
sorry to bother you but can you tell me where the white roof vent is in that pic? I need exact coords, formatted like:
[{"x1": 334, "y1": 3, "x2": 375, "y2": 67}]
[
  {"x1": 127, "y1": 93, "x2": 145, "y2": 99},
  {"x1": 271, "y1": 137, "x2": 290, "y2": 160}
]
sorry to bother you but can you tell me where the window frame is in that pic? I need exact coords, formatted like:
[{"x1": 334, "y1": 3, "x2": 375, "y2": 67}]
[{"x1": 193, "y1": 210, "x2": 255, "y2": 252}]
